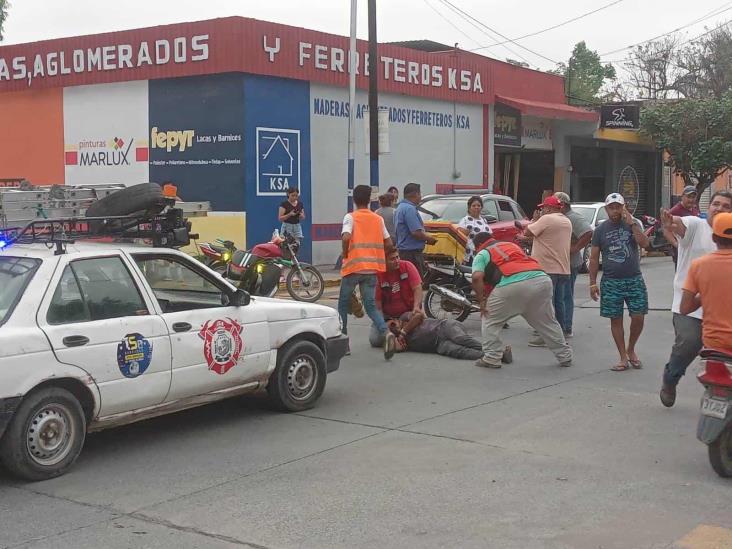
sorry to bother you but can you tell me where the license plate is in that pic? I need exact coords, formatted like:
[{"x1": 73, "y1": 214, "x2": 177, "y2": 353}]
[{"x1": 701, "y1": 397, "x2": 729, "y2": 419}]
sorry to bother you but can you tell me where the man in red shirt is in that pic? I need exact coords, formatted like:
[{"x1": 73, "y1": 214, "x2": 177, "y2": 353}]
[
  {"x1": 666, "y1": 185, "x2": 700, "y2": 267},
  {"x1": 370, "y1": 247, "x2": 423, "y2": 347}
]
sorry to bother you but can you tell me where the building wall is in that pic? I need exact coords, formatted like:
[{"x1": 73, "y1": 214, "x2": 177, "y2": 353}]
[
  {"x1": 308, "y1": 83, "x2": 483, "y2": 264},
  {"x1": 64, "y1": 81, "x2": 149, "y2": 185},
  {"x1": 0, "y1": 88, "x2": 64, "y2": 184},
  {"x1": 148, "y1": 73, "x2": 246, "y2": 212},
  {"x1": 243, "y1": 75, "x2": 312, "y2": 262},
  {"x1": 671, "y1": 170, "x2": 731, "y2": 195}
]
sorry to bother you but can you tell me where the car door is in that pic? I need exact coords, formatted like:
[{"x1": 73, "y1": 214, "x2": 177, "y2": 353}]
[
  {"x1": 491, "y1": 199, "x2": 518, "y2": 242},
  {"x1": 130, "y1": 252, "x2": 271, "y2": 402},
  {"x1": 38, "y1": 253, "x2": 173, "y2": 417}
]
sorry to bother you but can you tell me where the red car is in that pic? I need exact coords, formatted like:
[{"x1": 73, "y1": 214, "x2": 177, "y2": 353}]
[{"x1": 419, "y1": 192, "x2": 530, "y2": 243}]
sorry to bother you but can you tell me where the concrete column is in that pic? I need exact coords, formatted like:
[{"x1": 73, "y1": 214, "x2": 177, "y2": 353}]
[
  {"x1": 487, "y1": 103, "x2": 495, "y2": 190},
  {"x1": 552, "y1": 122, "x2": 572, "y2": 194}
]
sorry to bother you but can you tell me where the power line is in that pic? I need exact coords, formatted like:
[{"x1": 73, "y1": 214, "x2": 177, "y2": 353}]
[
  {"x1": 469, "y1": 0, "x2": 625, "y2": 52},
  {"x1": 434, "y1": 0, "x2": 536, "y2": 66},
  {"x1": 604, "y1": 18, "x2": 731, "y2": 64},
  {"x1": 436, "y1": 0, "x2": 559, "y2": 65},
  {"x1": 676, "y1": 18, "x2": 731, "y2": 47},
  {"x1": 421, "y1": 0, "x2": 484, "y2": 50},
  {"x1": 599, "y1": 1, "x2": 732, "y2": 57}
]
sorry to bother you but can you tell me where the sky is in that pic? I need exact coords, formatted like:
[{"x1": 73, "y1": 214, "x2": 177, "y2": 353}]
[{"x1": 2, "y1": 0, "x2": 730, "y2": 73}]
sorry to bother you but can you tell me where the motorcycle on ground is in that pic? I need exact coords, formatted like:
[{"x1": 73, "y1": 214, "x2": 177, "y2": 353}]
[
  {"x1": 226, "y1": 232, "x2": 325, "y2": 302},
  {"x1": 422, "y1": 256, "x2": 478, "y2": 322},
  {"x1": 640, "y1": 214, "x2": 672, "y2": 255},
  {"x1": 696, "y1": 349, "x2": 732, "y2": 477}
]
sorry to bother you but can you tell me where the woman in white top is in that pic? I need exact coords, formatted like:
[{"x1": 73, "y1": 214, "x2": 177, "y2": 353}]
[{"x1": 458, "y1": 195, "x2": 492, "y2": 265}]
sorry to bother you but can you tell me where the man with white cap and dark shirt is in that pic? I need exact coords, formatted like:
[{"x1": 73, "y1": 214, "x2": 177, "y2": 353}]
[{"x1": 589, "y1": 193, "x2": 650, "y2": 372}]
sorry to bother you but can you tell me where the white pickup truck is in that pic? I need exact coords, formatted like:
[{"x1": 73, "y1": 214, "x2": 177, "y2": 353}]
[{"x1": 0, "y1": 241, "x2": 347, "y2": 481}]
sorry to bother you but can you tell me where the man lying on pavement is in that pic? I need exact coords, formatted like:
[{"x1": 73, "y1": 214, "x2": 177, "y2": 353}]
[{"x1": 389, "y1": 311, "x2": 512, "y2": 363}]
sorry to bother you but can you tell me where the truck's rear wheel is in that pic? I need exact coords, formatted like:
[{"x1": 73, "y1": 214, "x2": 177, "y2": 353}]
[{"x1": 0, "y1": 387, "x2": 86, "y2": 481}]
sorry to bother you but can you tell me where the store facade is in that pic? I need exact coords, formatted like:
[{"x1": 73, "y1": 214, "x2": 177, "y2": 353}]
[{"x1": 0, "y1": 17, "x2": 601, "y2": 263}]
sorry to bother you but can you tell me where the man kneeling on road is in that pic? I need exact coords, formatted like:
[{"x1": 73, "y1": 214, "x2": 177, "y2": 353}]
[
  {"x1": 471, "y1": 234, "x2": 573, "y2": 368},
  {"x1": 370, "y1": 247, "x2": 423, "y2": 347}
]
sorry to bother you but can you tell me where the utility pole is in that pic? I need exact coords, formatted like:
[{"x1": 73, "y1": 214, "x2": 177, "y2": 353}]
[
  {"x1": 347, "y1": 0, "x2": 358, "y2": 212},
  {"x1": 367, "y1": 0, "x2": 379, "y2": 192}
]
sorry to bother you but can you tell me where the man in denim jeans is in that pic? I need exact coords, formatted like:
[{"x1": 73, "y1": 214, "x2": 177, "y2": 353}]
[
  {"x1": 338, "y1": 185, "x2": 397, "y2": 359},
  {"x1": 555, "y1": 192, "x2": 593, "y2": 338},
  {"x1": 519, "y1": 195, "x2": 573, "y2": 345}
]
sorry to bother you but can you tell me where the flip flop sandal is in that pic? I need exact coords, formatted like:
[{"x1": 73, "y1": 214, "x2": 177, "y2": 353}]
[
  {"x1": 610, "y1": 362, "x2": 631, "y2": 372},
  {"x1": 629, "y1": 359, "x2": 643, "y2": 369}
]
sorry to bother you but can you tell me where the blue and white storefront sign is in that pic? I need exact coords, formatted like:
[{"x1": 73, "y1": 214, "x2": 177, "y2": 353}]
[{"x1": 256, "y1": 127, "x2": 301, "y2": 196}]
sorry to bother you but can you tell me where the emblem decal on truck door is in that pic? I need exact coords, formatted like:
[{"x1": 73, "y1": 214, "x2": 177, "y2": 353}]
[
  {"x1": 117, "y1": 333, "x2": 153, "y2": 378},
  {"x1": 199, "y1": 318, "x2": 244, "y2": 375}
]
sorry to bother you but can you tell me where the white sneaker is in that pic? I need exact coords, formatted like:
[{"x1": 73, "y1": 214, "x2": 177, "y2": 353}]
[
  {"x1": 384, "y1": 333, "x2": 397, "y2": 360},
  {"x1": 528, "y1": 336, "x2": 546, "y2": 347}
]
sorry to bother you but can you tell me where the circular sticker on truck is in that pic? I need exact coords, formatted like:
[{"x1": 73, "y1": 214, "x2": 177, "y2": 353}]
[
  {"x1": 198, "y1": 318, "x2": 244, "y2": 375},
  {"x1": 117, "y1": 333, "x2": 153, "y2": 378}
]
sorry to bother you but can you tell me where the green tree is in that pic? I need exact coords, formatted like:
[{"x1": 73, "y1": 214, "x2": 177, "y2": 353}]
[
  {"x1": 641, "y1": 92, "x2": 732, "y2": 193},
  {"x1": 554, "y1": 42, "x2": 616, "y2": 105}
]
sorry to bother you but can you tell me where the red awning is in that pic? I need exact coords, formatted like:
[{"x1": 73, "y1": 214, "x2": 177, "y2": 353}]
[{"x1": 496, "y1": 95, "x2": 598, "y2": 122}]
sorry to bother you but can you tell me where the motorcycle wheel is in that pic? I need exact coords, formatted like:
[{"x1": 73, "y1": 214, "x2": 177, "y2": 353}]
[
  {"x1": 286, "y1": 265, "x2": 325, "y2": 302},
  {"x1": 708, "y1": 425, "x2": 732, "y2": 478},
  {"x1": 424, "y1": 286, "x2": 470, "y2": 322},
  {"x1": 207, "y1": 260, "x2": 227, "y2": 273}
]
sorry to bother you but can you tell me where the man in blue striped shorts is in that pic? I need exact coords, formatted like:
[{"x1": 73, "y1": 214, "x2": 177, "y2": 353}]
[{"x1": 588, "y1": 193, "x2": 651, "y2": 371}]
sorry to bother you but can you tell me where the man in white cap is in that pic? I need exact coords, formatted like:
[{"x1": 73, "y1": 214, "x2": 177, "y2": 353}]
[{"x1": 588, "y1": 193, "x2": 650, "y2": 371}]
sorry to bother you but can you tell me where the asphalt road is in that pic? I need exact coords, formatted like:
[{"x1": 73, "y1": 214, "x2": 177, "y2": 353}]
[{"x1": 2, "y1": 257, "x2": 731, "y2": 549}]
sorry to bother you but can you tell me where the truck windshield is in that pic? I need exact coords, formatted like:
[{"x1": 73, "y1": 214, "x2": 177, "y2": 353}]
[{"x1": 0, "y1": 257, "x2": 41, "y2": 326}]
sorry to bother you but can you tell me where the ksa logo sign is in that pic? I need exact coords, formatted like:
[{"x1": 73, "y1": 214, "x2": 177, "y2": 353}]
[
  {"x1": 256, "y1": 127, "x2": 300, "y2": 196},
  {"x1": 65, "y1": 137, "x2": 149, "y2": 167}
]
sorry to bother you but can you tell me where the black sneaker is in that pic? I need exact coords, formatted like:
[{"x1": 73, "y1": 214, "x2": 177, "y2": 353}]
[
  {"x1": 660, "y1": 384, "x2": 676, "y2": 408},
  {"x1": 501, "y1": 345, "x2": 513, "y2": 364}
]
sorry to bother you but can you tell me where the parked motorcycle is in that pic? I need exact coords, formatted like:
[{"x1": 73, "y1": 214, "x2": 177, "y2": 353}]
[
  {"x1": 199, "y1": 238, "x2": 236, "y2": 272},
  {"x1": 696, "y1": 349, "x2": 732, "y2": 477},
  {"x1": 640, "y1": 214, "x2": 672, "y2": 255},
  {"x1": 226, "y1": 232, "x2": 325, "y2": 302},
  {"x1": 422, "y1": 257, "x2": 476, "y2": 322}
]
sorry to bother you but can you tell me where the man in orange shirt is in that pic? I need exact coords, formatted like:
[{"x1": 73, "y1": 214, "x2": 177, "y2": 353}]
[
  {"x1": 339, "y1": 185, "x2": 397, "y2": 359},
  {"x1": 680, "y1": 212, "x2": 732, "y2": 354}
]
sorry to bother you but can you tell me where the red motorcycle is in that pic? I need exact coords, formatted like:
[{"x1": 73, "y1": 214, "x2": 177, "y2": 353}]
[
  {"x1": 640, "y1": 215, "x2": 672, "y2": 254},
  {"x1": 696, "y1": 349, "x2": 732, "y2": 477},
  {"x1": 226, "y1": 232, "x2": 325, "y2": 302},
  {"x1": 199, "y1": 238, "x2": 236, "y2": 272}
]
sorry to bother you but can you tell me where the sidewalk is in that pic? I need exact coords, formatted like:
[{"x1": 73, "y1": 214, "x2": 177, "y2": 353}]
[{"x1": 316, "y1": 265, "x2": 342, "y2": 288}]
